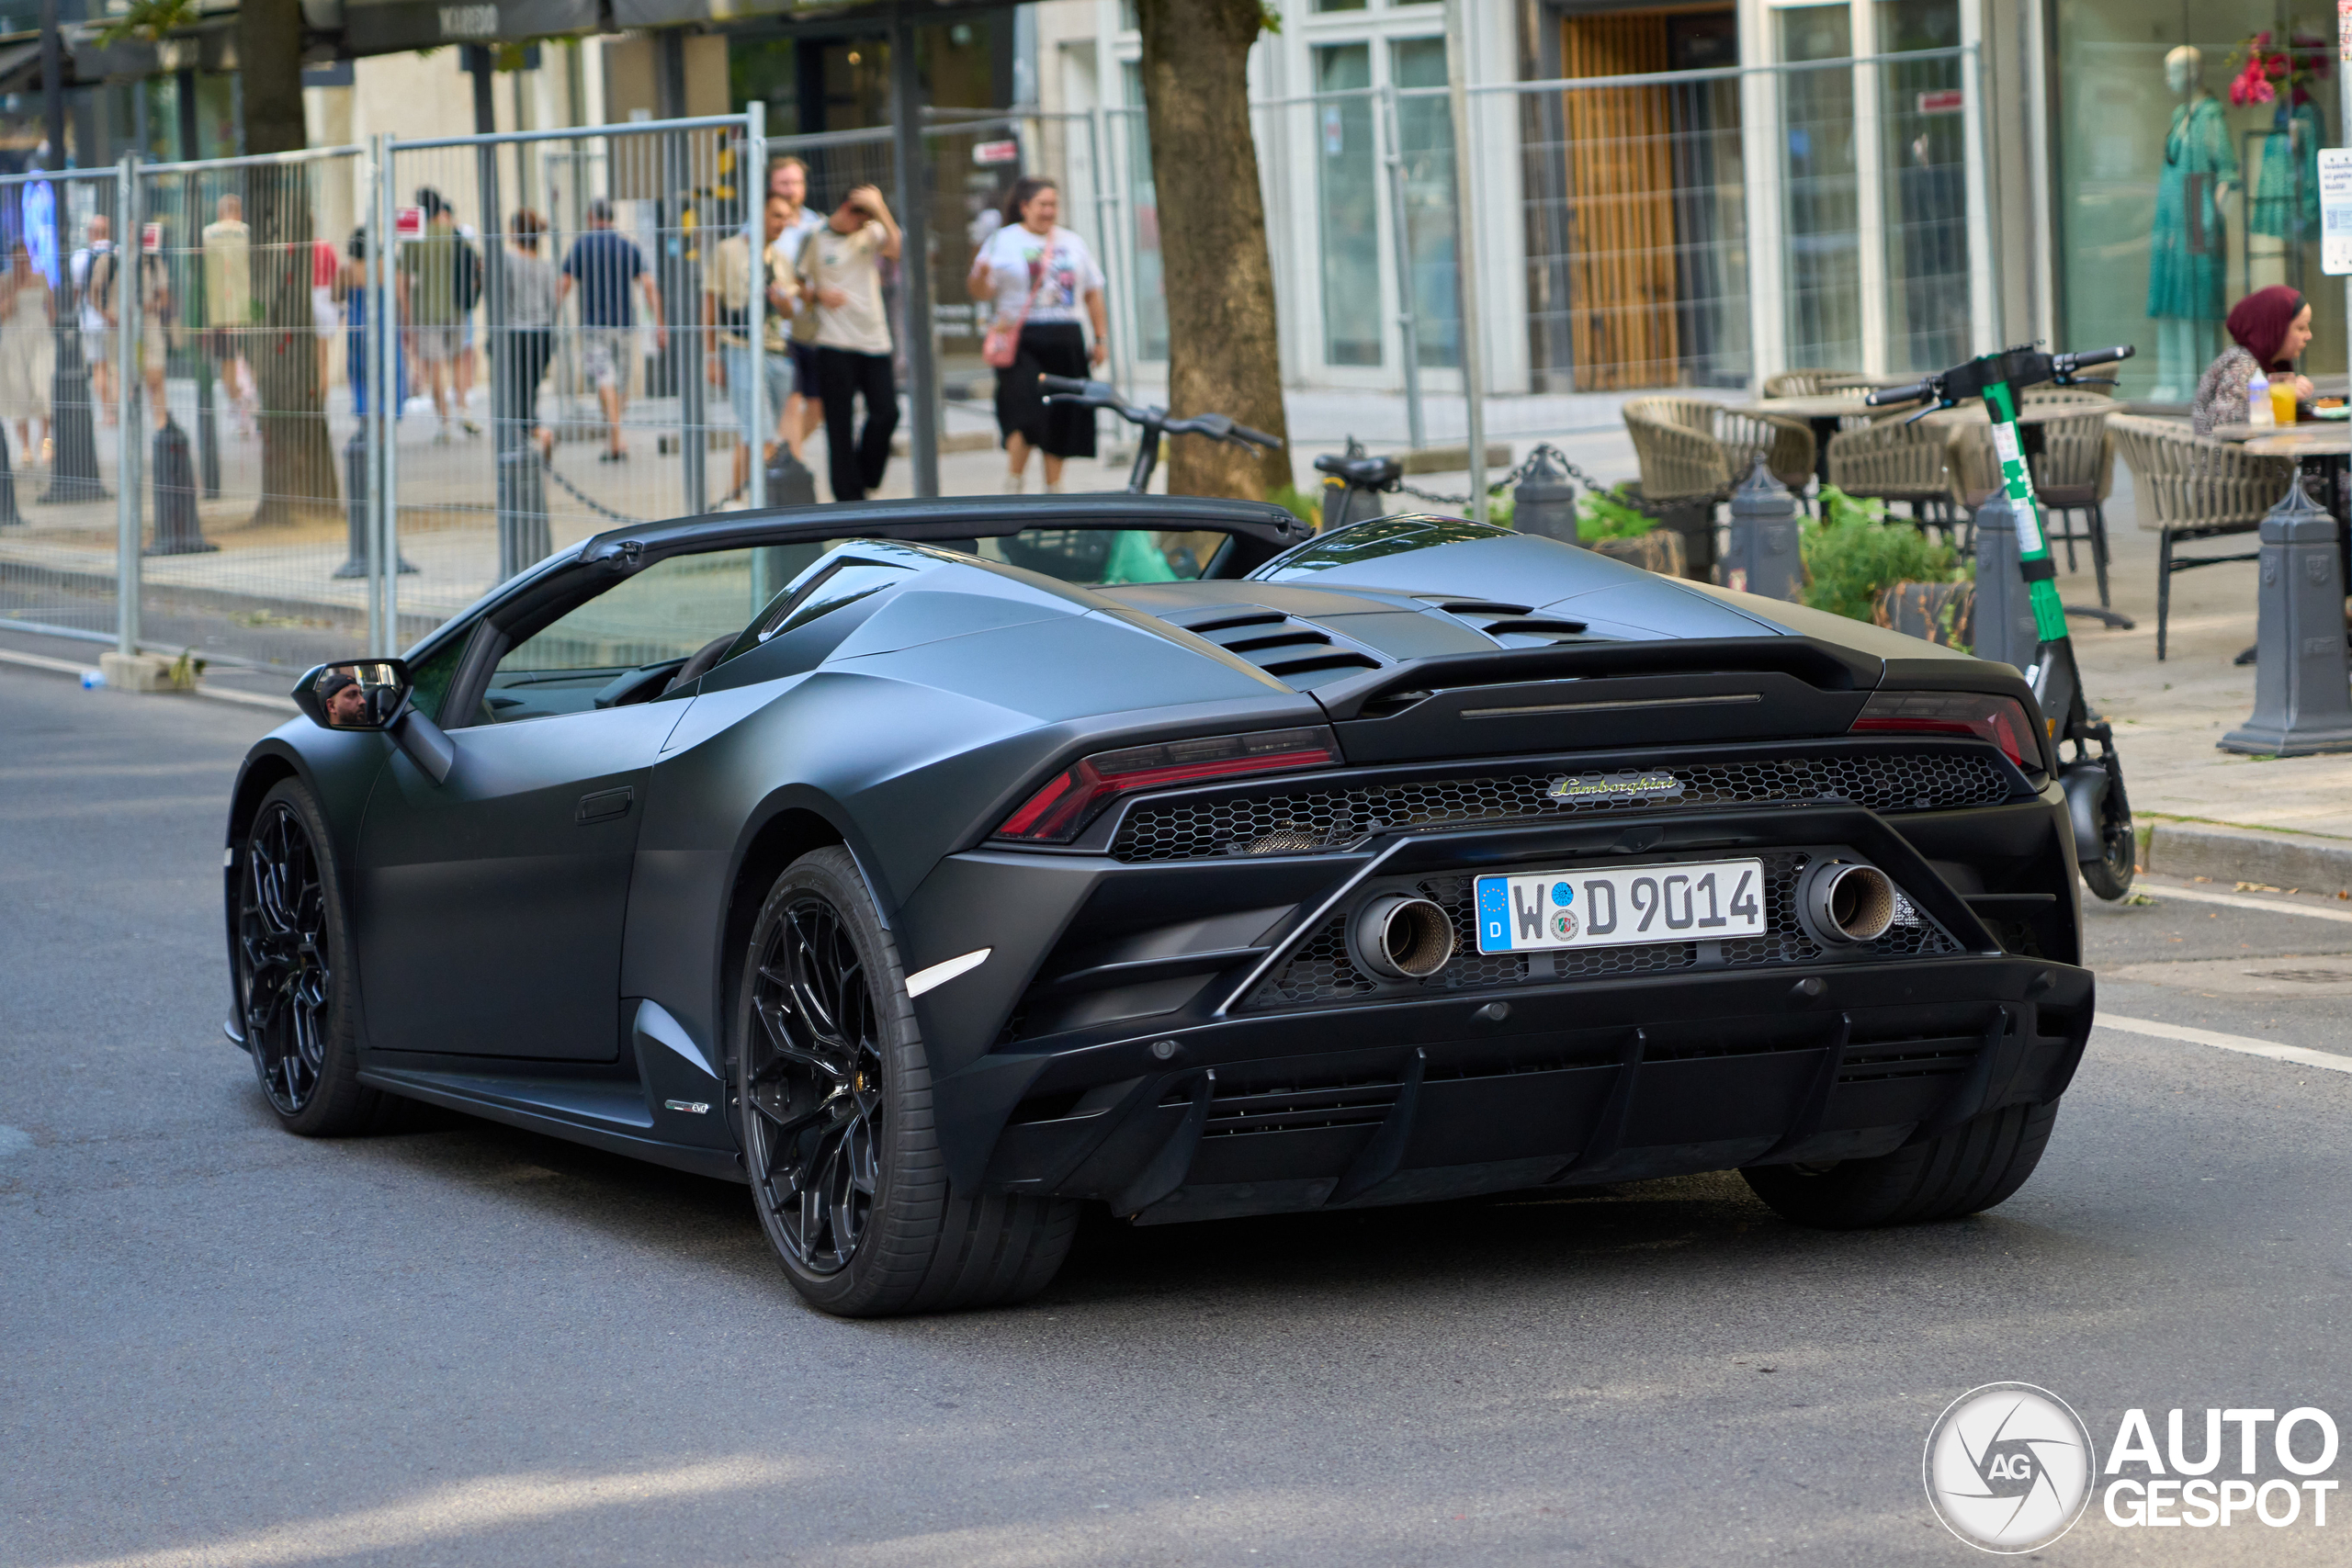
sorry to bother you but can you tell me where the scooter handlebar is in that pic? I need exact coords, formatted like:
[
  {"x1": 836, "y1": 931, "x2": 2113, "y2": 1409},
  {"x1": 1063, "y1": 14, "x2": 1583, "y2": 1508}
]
[
  {"x1": 2052, "y1": 344, "x2": 2134, "y2": 374},
  {"x1": 1865, "y1": 379, "x2": 1936, "y2": 408}
]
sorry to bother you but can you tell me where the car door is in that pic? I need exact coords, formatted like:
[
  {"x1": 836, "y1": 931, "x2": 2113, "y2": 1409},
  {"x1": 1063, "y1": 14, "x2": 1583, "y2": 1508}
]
[{"x1": 356, "y1": 547, "x2": 779, "y2": 1062}]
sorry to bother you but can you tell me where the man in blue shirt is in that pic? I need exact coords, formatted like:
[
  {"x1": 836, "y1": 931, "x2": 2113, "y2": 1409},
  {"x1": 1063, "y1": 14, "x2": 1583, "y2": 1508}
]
[{"x1": 557, "y1": 198, "x2": 665, "y2": 462}]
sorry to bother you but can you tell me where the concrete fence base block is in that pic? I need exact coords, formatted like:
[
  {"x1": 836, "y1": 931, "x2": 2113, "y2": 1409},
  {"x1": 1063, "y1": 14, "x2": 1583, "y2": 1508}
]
[
  {"x1": 97, "y1": 652, "x2": 175, "y2": 694},
  {"x1": 2143, "y1": 819, "x2": 2352, "y2": 897}
]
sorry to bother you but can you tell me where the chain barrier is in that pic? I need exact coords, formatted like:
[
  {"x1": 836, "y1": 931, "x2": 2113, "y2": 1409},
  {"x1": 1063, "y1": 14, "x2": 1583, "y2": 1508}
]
[
  {"x1": 534, "y1": 448, "x2": 651, "y2": 528},
  {"x1": 1389, "y1": 442, "x2": 1663, "y2": 516}
]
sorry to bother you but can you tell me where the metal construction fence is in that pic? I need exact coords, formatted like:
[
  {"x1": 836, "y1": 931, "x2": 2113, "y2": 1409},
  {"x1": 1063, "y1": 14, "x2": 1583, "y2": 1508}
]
[{"x1": 0, "y1": 51, "x2": 1990, "y2": 673}]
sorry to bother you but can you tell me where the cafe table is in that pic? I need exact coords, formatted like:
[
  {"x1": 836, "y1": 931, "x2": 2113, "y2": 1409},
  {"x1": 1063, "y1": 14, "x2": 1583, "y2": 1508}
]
[
  {"x1": 2204, "y1": 421, "x2": 2352, "y2": 657},
  {"x1": 1724, "y1": 388, "x2": 1928, "y2": 490}
]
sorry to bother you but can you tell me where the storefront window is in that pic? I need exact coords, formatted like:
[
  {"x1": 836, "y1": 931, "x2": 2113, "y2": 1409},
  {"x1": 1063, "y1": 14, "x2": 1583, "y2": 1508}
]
[
  {"x1": 1876, "y1": 0, "x2": 1968, "y2": 372},
  {"x1": 1314, "y1": 42, "x2": 1383, "y2": 367},
  {"x1": 1391, "y1": 36, "x2": 1459, "y2": 368},
  {"x1": 2053, "y1": 1, "x2": 2344, "y2": 400},
  {"x1": 1778, "y1": 4, "x2": 1862, "y2": 370}
]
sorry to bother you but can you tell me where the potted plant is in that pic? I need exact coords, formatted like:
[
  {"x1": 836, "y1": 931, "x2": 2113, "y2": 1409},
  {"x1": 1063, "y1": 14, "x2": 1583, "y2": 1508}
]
[{"x1": 1801, "y1": 487, "x2": 1973, "y2": 649}]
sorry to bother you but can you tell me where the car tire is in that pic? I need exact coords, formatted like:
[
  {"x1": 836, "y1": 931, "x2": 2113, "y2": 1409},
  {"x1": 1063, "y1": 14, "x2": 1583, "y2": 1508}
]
[
  {"x1": 234, "y1": 778, "x2": 385, "y2": 1136},
  {"x1": 735, "y1": 846, "x2": 1077, "y2": 1316},
  {"x1": 1741, "y1": 1099, "x2": 2058, "y2": 1230}
]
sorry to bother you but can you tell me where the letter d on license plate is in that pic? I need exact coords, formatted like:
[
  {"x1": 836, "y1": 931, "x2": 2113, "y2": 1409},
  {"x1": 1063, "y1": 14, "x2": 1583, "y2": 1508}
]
[{"x1": 1474, "y1": 858, "x2": 1767, "y2": 953}]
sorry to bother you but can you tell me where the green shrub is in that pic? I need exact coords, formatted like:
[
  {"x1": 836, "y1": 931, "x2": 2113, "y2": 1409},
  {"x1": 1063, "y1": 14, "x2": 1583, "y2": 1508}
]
[
  {"x1": 1577, "y1": 484, "x2": 1656, "y2": 543},
  {"x1": 1799, "y1": 486, "x2": 1969, "y2": 623}
]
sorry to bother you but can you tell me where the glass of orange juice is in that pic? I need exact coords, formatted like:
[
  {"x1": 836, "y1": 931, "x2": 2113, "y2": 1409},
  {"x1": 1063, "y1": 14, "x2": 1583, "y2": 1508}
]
[{"x1": 2272, "y1": 380, "x2": 2300, "y2": 425}]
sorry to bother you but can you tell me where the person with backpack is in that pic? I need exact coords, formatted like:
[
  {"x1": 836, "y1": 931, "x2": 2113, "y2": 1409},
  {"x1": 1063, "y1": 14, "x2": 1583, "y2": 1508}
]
[
  {"x1": 86, "y1": 231, "x2": 173, "y2": 431},
  {"x1": 396, "y1": 187, "x2": 478, "y2": 445}
]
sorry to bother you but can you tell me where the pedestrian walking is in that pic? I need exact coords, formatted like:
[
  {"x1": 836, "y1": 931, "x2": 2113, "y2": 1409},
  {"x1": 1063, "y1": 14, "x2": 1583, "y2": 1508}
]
[
  {"x1": 557, "y1": 197, "x2": 664, "y2": 463},
  {"x1": 502, "y1": 210, "x2": 560, "y2": 461},
  {"x1": 767, "y1": 157, "x2": 826, "y2": 459},
  {"x1": 69, "y1": 215, "x2": 113, "y2": 425},
  {"x1": 800, "y1": 184, "x2": 900, "y2": 502},
  {"x1": 311, "y1": 234, "x2": 340, "y2": 393},
  {"x1": 200, "y1": 194, "x2": 257, "y2": 435},
  {"x1": 87, "y1": 235, "x2": 171, "y2": 430},
  {"x1": 0, "y1": 242, "x2": 53, "y2": 465},
  {"x1": 968, "y1": 176, "x2": 1108, "y2": 493},
  {"x1": 397, "y1": 188, "x2": 478, "y2": 444},
  {"x1": 705, "y1": 192, "x2": 800, "y2": 502}
]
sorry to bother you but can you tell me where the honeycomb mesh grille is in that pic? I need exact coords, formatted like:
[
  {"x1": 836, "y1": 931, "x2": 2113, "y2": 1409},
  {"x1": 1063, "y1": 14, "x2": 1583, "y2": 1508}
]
[
  {"x1": 1111, "y1": 749, "x2": 2014, "y2": 863},
  {"x1": 1244, "y1": 852, "x2": 1962, "y2": 1010}
]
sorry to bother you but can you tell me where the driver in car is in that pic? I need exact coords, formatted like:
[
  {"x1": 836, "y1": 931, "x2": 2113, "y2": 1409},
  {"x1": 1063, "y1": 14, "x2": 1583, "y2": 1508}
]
[{"x1": 320, "y1": 670, "x2": 371, "y2": 728}]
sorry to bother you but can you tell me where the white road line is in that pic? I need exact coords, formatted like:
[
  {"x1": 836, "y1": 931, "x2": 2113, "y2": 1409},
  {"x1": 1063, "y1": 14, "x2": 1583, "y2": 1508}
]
[
  {"x1": 2143, "y1": 880, "x2": 2352, "y2": 926},
  {"x1": 2096, "y1": 1013, "x2": 2352, "y2": 1077},
  {"x1": 0, "y1": 647, "x2": 96, "y2": 677}
]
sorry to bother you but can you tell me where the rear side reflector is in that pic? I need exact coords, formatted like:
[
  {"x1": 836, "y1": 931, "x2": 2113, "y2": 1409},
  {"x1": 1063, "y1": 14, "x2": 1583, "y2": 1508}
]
[
  {"x1": 994, "y1": 726, "x2": 1341, "y2": 843},
  {"x1": 1850, "y1": 690, "x2": 2039, "y2": 772}
]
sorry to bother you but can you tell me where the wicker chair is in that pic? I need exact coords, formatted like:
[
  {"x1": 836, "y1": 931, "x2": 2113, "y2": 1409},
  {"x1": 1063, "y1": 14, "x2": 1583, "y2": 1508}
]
[
  {"x1": 1825, "y1": 417, "x2": 1960, "y2": 534},
  {"x1": 1623, "y1": 397, "x2": 1815, "y2": 504},
  {"x1": 2029, "y1": 409, "x2": 2119, "y2": 605},
  {"x1": 1763, "y1": 368, "x2": 1871, "y2": 399},
  {"x1": 2109, "y1": 413, "x2": 2294, "y2": 660}
]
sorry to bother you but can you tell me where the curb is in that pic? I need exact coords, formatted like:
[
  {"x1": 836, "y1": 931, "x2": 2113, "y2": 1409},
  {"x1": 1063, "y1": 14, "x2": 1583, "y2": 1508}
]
[
  {"x1": 0, "y1": 647, "x2": 297, "y2": 713},
  {"x1": 2143, "y1": 819, "x2": 2352, "y2": 897}
]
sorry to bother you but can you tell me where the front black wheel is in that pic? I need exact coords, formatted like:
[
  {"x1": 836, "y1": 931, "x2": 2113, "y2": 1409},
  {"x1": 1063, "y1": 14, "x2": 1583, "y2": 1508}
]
[
  {"x1": 1743, "y1": 1100, "x2": 2058, "y2": 1230},
  {"x1": 2078, "y1": 785, "x2": 2136, "y2": 902},
  {"x1": 233, "y1": 779, "x2": 382, "y2": 1134},
  {"x1": 736, "y1": 847, "x2": 1076, "y2": 1316}
]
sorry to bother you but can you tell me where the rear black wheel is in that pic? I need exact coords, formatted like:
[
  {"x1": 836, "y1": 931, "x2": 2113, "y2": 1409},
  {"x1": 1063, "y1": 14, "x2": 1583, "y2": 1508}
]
[
  {"x1": 1742, "y1": 1100, "x2": 2059, "y2": 1230},
  {"x1": 736, "y1": 847, "x2": 1076, "y2": 1315},
  {"x1": 234, "y1": 779, "x2": 382, "y2": 1135}
]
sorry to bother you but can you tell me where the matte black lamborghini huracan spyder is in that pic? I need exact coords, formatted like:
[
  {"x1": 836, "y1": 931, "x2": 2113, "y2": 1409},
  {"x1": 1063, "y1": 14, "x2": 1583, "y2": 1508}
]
[{"x1": 227, "y1": 497, "x2": 2093, "y2": 1315}]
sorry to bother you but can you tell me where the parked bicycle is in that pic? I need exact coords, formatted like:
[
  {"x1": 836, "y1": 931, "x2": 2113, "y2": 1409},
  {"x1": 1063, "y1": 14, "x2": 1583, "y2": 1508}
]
[{"x1": 1867, "y1": 344, "x2": 2138, "y2": 899}]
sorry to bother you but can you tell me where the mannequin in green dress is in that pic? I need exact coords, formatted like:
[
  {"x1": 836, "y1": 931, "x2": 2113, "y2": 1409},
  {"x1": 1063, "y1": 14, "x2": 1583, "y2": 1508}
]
[{"x1": 2148, "y1": 46, "x2": 2237, "y2": 400}]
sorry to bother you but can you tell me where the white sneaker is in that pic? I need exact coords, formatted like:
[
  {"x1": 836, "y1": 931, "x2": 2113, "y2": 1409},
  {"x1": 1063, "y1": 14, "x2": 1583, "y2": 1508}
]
[
  {"x1": 1001, "y1": 472, "x2": 1024, "y2": 494},
  {"x1": 1045, "y1": 480, "x2": 1064, "y2": 494}
]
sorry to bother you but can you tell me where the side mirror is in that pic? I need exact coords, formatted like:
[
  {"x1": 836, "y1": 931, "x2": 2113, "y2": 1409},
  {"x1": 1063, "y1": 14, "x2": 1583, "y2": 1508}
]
[
  {"x1": 289, "y1": 659, "x2": 455, "y2": 784},
  {"x1": 292, "y1": 660, "x2": 412, "y2": 731}
]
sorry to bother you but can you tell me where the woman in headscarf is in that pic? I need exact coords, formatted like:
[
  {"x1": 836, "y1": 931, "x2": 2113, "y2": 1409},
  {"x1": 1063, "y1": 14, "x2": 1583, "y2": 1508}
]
[{"x1": 2191, "y1": 284, "x2": 2314, "y2": 434}]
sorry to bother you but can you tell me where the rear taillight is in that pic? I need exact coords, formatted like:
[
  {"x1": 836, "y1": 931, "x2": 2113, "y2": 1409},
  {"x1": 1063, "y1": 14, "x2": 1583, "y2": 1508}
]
[
  {"x1": 1849, "y1": 690, "x2": 2040, "y2": 772},
  {"x1": 993, "y1": 726, "x2": 1341, "y2": 844}
]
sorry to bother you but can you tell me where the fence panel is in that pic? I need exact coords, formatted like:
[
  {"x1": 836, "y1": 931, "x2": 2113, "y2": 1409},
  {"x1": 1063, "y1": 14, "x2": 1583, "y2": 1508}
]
[
  {"x1": 120, "y1": 148, "x2": 371, "y2": 673},
  {"x1": 0, "y1": 166, "x2": 127, "y2": 647},
  {"x1": 378, "y1": 118, "x2": 752, "y2": 651}
]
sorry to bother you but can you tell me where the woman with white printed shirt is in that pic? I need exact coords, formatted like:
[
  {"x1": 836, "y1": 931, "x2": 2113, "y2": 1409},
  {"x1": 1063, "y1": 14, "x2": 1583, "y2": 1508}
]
[{"x1": 967, "y1": 178, "x2": 1108, "y2": 493}]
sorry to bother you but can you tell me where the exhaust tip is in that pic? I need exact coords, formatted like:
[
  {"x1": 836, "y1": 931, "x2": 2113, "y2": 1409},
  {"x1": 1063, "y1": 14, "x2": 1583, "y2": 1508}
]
[
  {"x1": 1799, "y1": 862, "x2": 1896, "y2": 945},
  {"x1": 1349, "y1": 894, "x2": 1457, "y2": 980}
]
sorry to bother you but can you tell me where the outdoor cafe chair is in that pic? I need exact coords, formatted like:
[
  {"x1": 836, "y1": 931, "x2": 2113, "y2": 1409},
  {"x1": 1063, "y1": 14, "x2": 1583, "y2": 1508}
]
[
  {"x1": 1825, "y1": 417, "x2": 1961, "y2": 536},
  {"x1": 2108, "y1": 413, "x2": 2293, "y2": 660}
]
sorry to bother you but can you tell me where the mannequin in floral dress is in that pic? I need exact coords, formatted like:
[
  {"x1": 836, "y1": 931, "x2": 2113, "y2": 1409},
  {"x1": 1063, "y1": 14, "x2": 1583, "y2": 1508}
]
[{"x1": 2148, "y1": 46, "x2": 2237, "y2": 401}]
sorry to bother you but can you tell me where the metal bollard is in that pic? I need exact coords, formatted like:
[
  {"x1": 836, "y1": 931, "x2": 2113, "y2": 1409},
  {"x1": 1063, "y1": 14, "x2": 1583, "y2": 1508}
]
[
  {"x1": 334, "y1": 431, "x2": 370, "y2": 579},
  {"x1": 1719, "y1": 460, "x2": 1801, "y2": 599},
  {"x1": 1969, "y1": 498, "x2": 2041, "y2": 672},
  {"x1": 1511, "y1": 446, "x2": 1578, "y2": 544},
  {"x1": 2220, "y1": 478, "x2": 2352, "y2": 755},
  {"x1": 144, "y1": 419, "x2": 215, "y2": 556},
  {"x1": 0, "y1": 420, "x2": 20, "y2": 527}
]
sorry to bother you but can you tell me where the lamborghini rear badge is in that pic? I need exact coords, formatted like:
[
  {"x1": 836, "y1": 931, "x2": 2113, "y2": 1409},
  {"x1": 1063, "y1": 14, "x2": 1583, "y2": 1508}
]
[{"x1": 1548, "y1": 771, "x2": 1684, "y2": 804}]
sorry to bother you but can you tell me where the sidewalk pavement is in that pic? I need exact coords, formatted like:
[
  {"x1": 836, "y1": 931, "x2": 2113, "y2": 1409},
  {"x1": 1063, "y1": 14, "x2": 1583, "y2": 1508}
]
[{"x1": 3, "y1": 378, "x2": 2345, "y2": 893}]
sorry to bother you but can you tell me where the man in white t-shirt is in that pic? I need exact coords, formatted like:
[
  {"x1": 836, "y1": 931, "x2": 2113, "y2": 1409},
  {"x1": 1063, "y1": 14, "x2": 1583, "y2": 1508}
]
[
  {"x1": 766, "y1": 158, "x2": 827, "y2": 457},
  {"x1": 799, "y1": 185, "x2": 900, "y2": 502}
]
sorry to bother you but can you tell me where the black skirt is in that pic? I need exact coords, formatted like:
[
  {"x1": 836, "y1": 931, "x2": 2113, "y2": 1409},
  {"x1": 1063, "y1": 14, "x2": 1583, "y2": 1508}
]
[{"x1": 994, "y1": 321, "x2": 1098, "y2": 458}]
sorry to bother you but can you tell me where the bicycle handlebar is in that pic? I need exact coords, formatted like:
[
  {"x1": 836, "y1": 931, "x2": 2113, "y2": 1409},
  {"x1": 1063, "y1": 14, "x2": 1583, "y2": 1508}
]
[{"x1": 1038, "y1": 374, "x2": 1278, "y2": 449}]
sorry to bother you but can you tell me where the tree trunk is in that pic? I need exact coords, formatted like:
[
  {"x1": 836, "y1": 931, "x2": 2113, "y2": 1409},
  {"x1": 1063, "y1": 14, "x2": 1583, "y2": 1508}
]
[
  {"x1": 1136, "y1": 0, "x2": 1291, "y2": 500},
  {"x1": 239, "y1": 0, "x2": 336, "y2": 525}
]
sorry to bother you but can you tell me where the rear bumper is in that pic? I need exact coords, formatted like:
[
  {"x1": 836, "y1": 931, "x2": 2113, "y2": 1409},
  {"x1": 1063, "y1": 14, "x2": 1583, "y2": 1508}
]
[{"x1": 933, "y1": 952, "x2": 2092, "y2": 1224}]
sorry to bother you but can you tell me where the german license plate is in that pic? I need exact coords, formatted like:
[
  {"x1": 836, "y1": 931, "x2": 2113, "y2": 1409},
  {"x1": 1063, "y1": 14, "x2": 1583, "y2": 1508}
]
[{"x1": 1474, "y1": 858, "x2": 1767, "y2": 953}]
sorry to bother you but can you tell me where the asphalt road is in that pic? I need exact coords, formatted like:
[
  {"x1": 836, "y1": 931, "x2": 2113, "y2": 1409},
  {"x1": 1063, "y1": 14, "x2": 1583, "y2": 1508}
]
[{"x1": 5, "y1": 660, "x2": 2351, "y2": 1567}]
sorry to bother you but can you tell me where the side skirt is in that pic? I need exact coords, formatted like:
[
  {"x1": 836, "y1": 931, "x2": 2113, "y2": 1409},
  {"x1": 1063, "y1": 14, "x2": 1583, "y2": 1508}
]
[{"x1": 356, "y1": 1064, "x2": 750, "y2": 1185}]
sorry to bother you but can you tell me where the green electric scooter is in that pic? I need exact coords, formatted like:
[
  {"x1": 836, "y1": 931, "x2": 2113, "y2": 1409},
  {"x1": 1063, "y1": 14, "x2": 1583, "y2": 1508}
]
[{"x1": 1866, "y1": 344, "x2": 2138, "y2": 900}]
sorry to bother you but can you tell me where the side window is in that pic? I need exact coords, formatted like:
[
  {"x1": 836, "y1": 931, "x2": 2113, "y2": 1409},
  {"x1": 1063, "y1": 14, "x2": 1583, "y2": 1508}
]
[
  {"x1": 482, "y1": 548, "x2": 775, "y2": 724},
  {"x1": 741, "y1": 559, "x2": 915, "y2": 649},
  {"x1": 404, "y1": 629, "x2": 471, "y2": 724}
]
